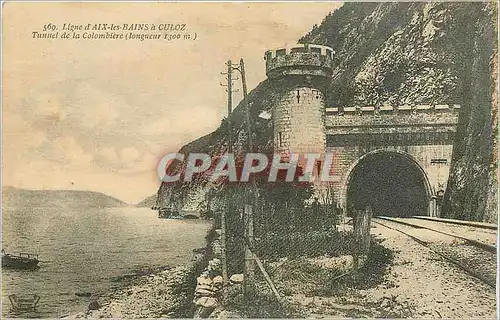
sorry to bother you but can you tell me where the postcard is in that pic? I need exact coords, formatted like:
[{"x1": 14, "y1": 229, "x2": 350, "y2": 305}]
[{"x1": 2, "y1": 2, "x2": 497, "y2": 319}]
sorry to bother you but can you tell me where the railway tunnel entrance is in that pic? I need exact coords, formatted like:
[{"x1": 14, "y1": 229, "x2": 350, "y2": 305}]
[{"x1": 346, "y1": 151, "x2": 431, "y2": 218}]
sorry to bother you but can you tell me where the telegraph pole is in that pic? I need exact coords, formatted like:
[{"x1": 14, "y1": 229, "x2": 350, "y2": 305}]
[
  {"x1": 237, "y1": 58, "x2": 256, "y2": 298},
  {"x1": 226, "y1": 60, "x2": 233, "y2": 154},
  {"x1": 221, "y1": 58, "x2": 256, "y2": 299},
  {"x1": 219, "y1": 60, "x2": 236, "y2": 287},
  {"x1": 240, "y1": 59, "x2": 253, "y2": 152}
]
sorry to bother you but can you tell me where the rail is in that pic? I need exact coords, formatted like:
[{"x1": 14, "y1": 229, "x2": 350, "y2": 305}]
[
  {"x1": 372, "y1": 217, "x2": 496, "y2": 289},
  {"x1": 413, "y1": 216, "x2": 497, "y2": 230},
  {"x1": 376, "y1": 216, "x2": 496, "y2": 253}
]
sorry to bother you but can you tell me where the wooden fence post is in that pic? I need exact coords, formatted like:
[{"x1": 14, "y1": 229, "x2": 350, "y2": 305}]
[
  {"x1": 243, "y1": 204, "x2": 255, "y2": 299},
  {"x1": 353, "y1": 206, "x2": 372, "y2": 268},
  {"x1": 362, "y1": 206, "x2": 372, "y2": 255}
]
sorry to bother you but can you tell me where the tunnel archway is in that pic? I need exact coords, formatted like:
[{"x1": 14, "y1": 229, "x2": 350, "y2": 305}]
[{"x1": 345, "y1": 150, "x2": 431, "y2": 217}]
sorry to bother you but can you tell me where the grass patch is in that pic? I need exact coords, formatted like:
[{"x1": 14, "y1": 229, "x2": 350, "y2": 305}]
[
  {"x1": 308, "y1": 238, "x2": 393, "y2": 296},
  {"x1": 256, "y1": 229, "x2": 356, "y2": 259},
  {"x1": 224, "y1": 282, "x2": 304, "y2": 318},
  {"x1": 221, "y1": 233, "x2": 394, "y2": 318},
  {"x1": 346, "y1": 238, "x2": 394, "y2": 289},
  {"x1": 261, "y1": 237, "x2": 393, "y2": 299}
]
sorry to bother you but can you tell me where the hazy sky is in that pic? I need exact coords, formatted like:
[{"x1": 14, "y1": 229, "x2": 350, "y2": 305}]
[{"x1": 2, "y1": 2, "x2": 342, "y2": 204}]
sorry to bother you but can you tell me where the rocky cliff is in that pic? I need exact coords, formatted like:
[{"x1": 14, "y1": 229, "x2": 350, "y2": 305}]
[
  {"x1": 157, "y1": 2, "x2": 497, "y2": 222},
  {"x1": 300, "y1": 2, "x2": 497, "y2": 222}
]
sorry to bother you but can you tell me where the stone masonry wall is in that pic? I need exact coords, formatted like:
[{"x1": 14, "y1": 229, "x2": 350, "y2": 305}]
[
  {"x1": 273, "y1": 87, "x2": 326, "y2": 155},
  {"x1": 326, "y1": 108, "x2": 459, "y2": 131},
  {"x1": 324, "y1": 105, "x2": 458, "y2": 215}
]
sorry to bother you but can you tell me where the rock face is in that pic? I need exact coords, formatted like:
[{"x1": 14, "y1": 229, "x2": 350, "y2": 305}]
[
  {"x1": 302, "y1": 2, "x2": 466, "y2": 106},
  {"x1": 157, "y1": 2, "x2": 497, "y2": 222},
  {"x1": 301, "y1": 2, "x2": 497, "y2": 223}
]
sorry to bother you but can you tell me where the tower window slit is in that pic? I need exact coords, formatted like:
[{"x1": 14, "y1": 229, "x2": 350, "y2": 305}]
[{"x1": 312, "y1": 89, "x2": 319, "y2": 99}]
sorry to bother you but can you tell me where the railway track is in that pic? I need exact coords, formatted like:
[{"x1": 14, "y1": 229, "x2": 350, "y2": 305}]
[{"x1": 372, "y1": 217, "x2": 497, "y2": 289}]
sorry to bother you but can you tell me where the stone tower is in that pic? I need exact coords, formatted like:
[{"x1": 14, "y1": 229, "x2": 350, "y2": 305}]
[{"x1": 264, "y1": 44, "x2": 334, "y2": 157}]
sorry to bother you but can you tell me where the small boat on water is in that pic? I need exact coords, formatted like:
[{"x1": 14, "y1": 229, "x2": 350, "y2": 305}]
[
  {"x1": 8, "y1": 294, "x2": 40, "y2": 313},
  {"x1": 2, "y1": 249, "x2": 40, "y2": 269}
]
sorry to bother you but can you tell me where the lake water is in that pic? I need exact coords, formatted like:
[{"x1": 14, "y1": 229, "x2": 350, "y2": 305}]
[{"x1": 2, "y1": 207, "x2": 212, "y2": 318}]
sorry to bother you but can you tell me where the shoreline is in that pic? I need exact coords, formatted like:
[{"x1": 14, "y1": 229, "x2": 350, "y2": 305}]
[{"x1": 63, "y1": 224, "x2": 215, "y2": 319}]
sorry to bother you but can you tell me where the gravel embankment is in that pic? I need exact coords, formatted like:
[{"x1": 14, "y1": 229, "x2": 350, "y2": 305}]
[
  {"x1": 365, "y1": 223, "x2": 496, "y2": 318},
  {"x1": 64, "y1": 265, "x2": 197, "y2": 319},
  {"x1": 374, "y1": 218, "x2": 497, "y2": 286},
  {"x1": 275, "y1": 223, "x2": 496, "y2": 318}
]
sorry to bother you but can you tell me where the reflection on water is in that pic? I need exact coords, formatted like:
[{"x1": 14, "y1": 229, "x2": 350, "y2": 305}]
[{"x1": 2, "y1": 207, "x2": 211, "y2": 318}]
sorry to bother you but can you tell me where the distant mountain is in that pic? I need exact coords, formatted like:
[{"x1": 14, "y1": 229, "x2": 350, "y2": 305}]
[
  {"x1": 136, "y1": 194, "x2": 157, "y2": 208},
  {"x1": 2, "y1": 186, "x2": 128, "y2": 209}
]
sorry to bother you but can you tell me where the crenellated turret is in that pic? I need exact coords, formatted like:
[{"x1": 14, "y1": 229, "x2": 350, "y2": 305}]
[
  {"x1": 264, "y1": 44, "x2": 334, "y2": 156},
  {"x1": 264, "y1": 44, "x2": 334, "y2": 79}
]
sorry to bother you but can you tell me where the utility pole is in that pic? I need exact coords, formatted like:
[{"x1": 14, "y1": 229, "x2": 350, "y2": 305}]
[
  {"x1": 236, "y1": 58, "x2": 256, "y2": 299},
  {"x1": 219, "y1": 60, "x2": 236, "y2": 287},
  {"x1": 226, "y1": 60, "x2": 233, "y2": 155},
  {"x1": 240, "y1": 58, "x2": 253, "y2": 152},
  {"x1": 221, "y1": 58, "x2": 256, "y2": 299}
]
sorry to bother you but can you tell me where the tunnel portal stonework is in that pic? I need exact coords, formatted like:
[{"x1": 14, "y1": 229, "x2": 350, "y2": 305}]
[
  {"x1": 326, "y1": 105, "x2": 459, "y2": 217},
  {"x1": 265, "y1": 44, "x2": 460, "y2": 217}
]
